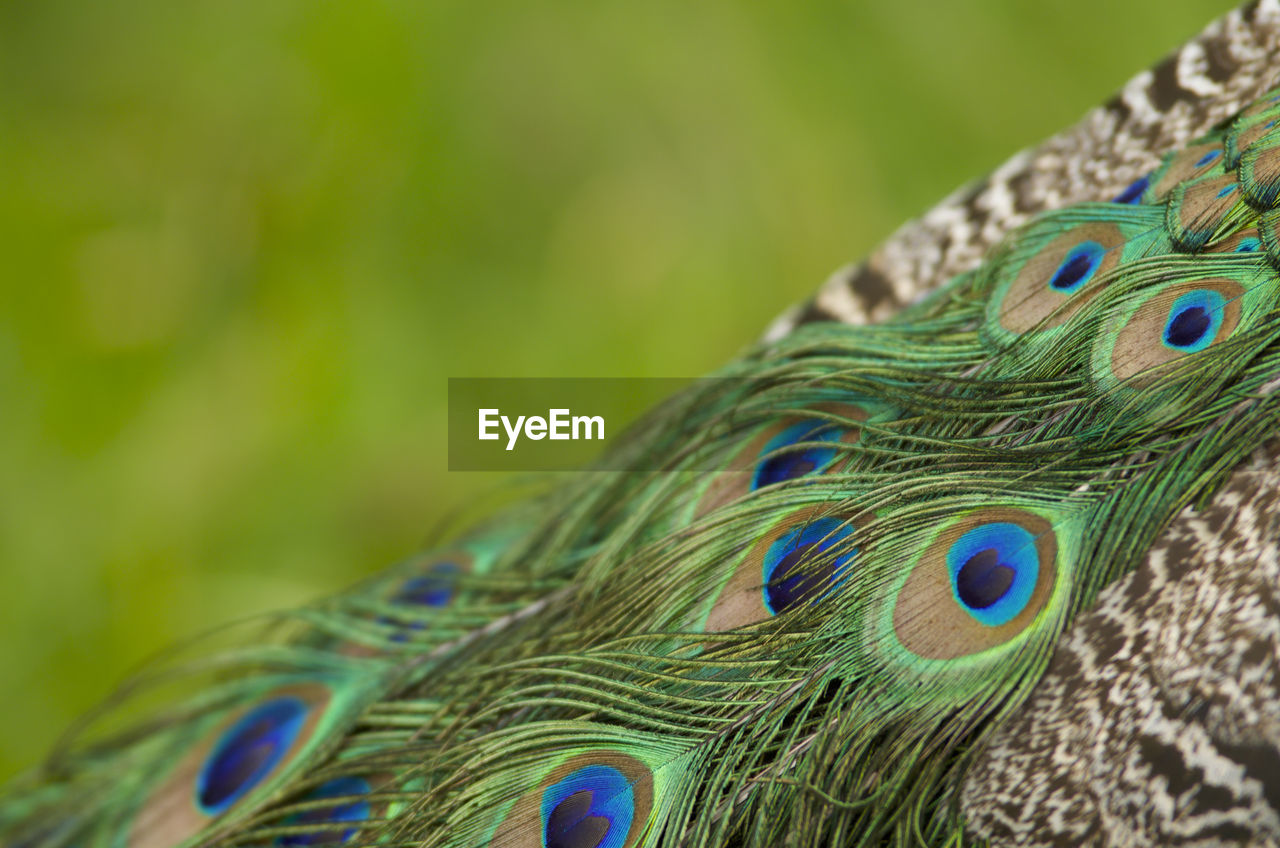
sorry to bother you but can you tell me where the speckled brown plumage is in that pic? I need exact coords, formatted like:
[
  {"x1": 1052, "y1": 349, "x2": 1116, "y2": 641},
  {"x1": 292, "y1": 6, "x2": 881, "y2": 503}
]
[
  {"x1": 772, "y1": 2, "x2": 1280, "y2": 844},
  {"x1": 961, "y1": 444, "x2": 1280, "y2": 845}
]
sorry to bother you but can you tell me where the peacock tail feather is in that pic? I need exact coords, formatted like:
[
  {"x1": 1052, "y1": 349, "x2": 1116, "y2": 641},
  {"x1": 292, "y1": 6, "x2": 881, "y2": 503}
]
[{"x1": 6, "y1": 2, "x2": 1280, "y2": 847}]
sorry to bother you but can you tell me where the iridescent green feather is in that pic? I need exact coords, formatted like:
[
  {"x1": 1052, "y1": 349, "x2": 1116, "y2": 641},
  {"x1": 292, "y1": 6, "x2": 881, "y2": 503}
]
[{"x1": 8, "y1": 53, "x2": 1280, "y2": 848}]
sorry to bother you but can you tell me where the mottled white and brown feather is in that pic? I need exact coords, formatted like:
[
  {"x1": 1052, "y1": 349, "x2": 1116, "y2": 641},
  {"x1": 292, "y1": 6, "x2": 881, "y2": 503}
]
[{"x1": 773, "y1": 2, "x2": 1280, "y2": 844}]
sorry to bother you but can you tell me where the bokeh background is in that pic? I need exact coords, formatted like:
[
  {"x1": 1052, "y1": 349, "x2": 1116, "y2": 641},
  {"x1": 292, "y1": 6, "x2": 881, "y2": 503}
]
[{"x1": 0, "y1": 0, "x2": 1233, "y2": 780}]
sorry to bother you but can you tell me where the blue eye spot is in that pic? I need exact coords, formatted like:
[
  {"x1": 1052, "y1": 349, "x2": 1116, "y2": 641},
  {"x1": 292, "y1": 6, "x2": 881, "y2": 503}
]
[
  {"x1": 761, "y1": 517, "x2": 856, "y2": 615},
  {"x1": 394, "y1": 563, "x2": 460, "y2": 608},
  {"x1": 1163, "y1": 290, "x2": 1226, "y2": 353},
  {"x1": 1048, "y1": 241, "x2": 1105, "y2": 293},
  {"x1": 946, "y1": 523, "x2": 1040, "y2": 627},
  {"x1": 197, "y1": 697, "x2": 308, "y2": 815},
  {"x1": 1215, "y1": 183, "x2": 1238, "y2": 199},
  {"x1": 1267, "y1": 120, "x2": 1278, "y2": 129},
  {"x1": 276, "y1": 776, "x2": 372, "y2": 846},
  {"x1": 377, "y1": 562, "x2": 463, "y2": 641},
  {"x1": 541, "y1": 765, "x2": 634, "y2": 848},
  {"x1": 1236, "y1": 238, "x2": 1261, "y2": 253},
  {"x1": 1111, "y1": 175, "x2": 1149, "y2": 204},
  {"x1": 1194, "y1": 149, "x2": 1222, "y2": 168},
  {"x1": 752, "y1": 420, "x2": 845, "y2": 489},
  {"x1": 1166, "y1": 307, "x2": 1210, "y2": 346},
  {"x1": 955, "y1": 549, "x2": 1015, "y2": 609}
]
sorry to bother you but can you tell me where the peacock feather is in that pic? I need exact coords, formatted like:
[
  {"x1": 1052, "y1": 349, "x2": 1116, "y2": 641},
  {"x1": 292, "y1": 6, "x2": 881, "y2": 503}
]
[{"x1": 6, "y1": 2, "x2": 1280, "y2": 847}]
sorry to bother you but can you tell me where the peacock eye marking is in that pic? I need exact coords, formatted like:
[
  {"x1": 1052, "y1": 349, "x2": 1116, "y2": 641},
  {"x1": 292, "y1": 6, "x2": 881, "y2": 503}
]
[
  {"x1": 1101, "y1": 278, "x2": 1244, "y2": 386},
  {"x1": 1048, "y1": 241, "x2": 1105, "y2": 292},
  {"x1": 697, "y1": 402, "x2": 877, "y2": 518},
  {"x1": 539, "y1": 764, "x2": 634, "y2": 848},
  {"x1": 275, "y1": 776, "x2": 372, "y2": 846},
  {"x1": 761, "y1": 518, "x2": 857, "y2": 616},
  {"x1": 1162, "y1": 290, "x2": 1226, "y2": 353},
  {"x1": 944, "y1": 523, "x2": 1040, "y2": 628},
  {"x1": 394, "y1": 562, "x2": 461, "y2": 607},
  {"x1": 752, "y1": 420, "x2": 844, "y2": 489},
  {"x1": 954, "y1": 549, "x2": 1016, "y2": 611},
  {"x1": 893, "y1": 509, "x2": 1057, "y2": 659},
  {"x1": 991, "y1": 222, "x2": 1126, "y2": 337},
  {"x1": 1164, "y1": 306, "x2": 1211, "y2": 349},
  {"x1": 197, "y1": 697, "x2": 308, "y2": 815},
  {"x1": 1195, "y1": 149, "x2": 1222, "y2": 167},
  {"x1": 1111, "y1": 175, "x2": 1149, "y2": 204},
  {"x1": 705, "y1": 509, "x2": 863, "y2": 632},
  {"x1": 488, "y1": 752, "x2": 653, "y2": 848},
  {"x1": 545, "y1": 790, "x2": 610, "y2": 848},
  {"x1": 1150, "y1": 142, "x2": 1224, "y2": 199}
]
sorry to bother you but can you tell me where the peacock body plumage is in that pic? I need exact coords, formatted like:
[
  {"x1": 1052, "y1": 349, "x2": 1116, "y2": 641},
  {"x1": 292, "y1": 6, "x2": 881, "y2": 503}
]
[{"x1": 6, "y1": 3, "x2": 1280, "y2": 847}]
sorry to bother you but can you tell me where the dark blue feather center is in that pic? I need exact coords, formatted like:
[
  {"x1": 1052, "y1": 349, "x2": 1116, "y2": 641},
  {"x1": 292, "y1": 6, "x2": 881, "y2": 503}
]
[
  {"x1": 753, "y1": 420, "x2": 844, "y2": 489},
  {"x1": 197, "y1": 696, "x2": 308, "y2": 816},
  {"x1": 1111, "y1": 175, "x2": 1149, "y2": 204},
  {"x1": 380, "y1": 562, "x2": 462, "y2": 642},
  {"x1": 765, "y1": 542, "x2": 829, "y2": 613},
  {"x1": 1162, "y1": 290, "x2": 1225, "y2": 353},
  {"x1": 541, "y1": 765, "x2": 633, "y2": 848},
  {"x1": 1165, "y1": 307, "x2": 1211, "y2": 347},
  {"x1": 955, "y1": 549, "x2": 1016, "y2": 610},
  {"x1": 945, "y1": 522, "x2": 1039, "y2": 627},
  {"x1": 394, "y1": 563, "x2": 460, "y2": 607},
  {"x1": 1048, "y1": 241, "x2": 1105, "y2": 293},
  {"x1": 276, "y1": 776, "x2": 372, "y2": 846},
  {"x1": 762, "y1": 517, "x2": 856, "y2": 615},
  {"x1": 1195, "y1": 149, "x2": 1222, "y2": 167},
  {"x1": 545, "y1": 791, "x2": 611, "y2": 848}
]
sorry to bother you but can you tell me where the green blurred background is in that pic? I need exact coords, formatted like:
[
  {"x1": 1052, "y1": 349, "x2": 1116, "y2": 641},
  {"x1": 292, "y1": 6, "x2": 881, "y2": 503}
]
[{"x1": 0, "y1": 0, "x2": 1232, "y2": 779}]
